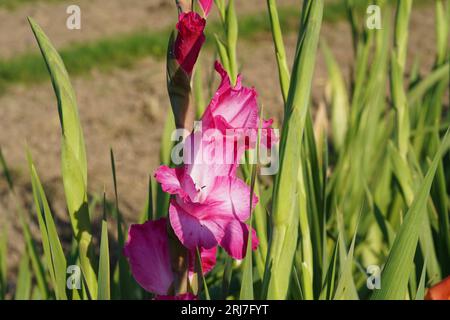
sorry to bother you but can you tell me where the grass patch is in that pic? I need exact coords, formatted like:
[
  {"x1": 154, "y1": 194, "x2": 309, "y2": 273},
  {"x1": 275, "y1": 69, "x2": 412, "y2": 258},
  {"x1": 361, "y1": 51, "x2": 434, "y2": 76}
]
[
  {"x1": 0, "y1": 0, "x2": 65, "y2": 10},
  {"x1": 0, "y1": 1, "x2": 434, "y2": 93}
]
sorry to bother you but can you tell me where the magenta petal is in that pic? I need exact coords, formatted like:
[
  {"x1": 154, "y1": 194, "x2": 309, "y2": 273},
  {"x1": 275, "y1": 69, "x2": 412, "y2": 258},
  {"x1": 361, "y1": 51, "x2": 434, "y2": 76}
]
[
  {"x1": 188, "y1": 246, "x2": 217, "y2": 276},
  {"x1": 155, "y1": 293, "x2": 197, "y2": 300},
  {"x1": 219, "y1": 221, "x2": 259, "y2": 260},
  {"x1": 250, "y1": 226, "x2": 260, "y2": 251},
  {"x1": 169, "y1": 199, "x2": 218, "y2": 250},
  {"x1": 199, "y1": 246, "x2": 217, "y2": 274},
  {"x1": 123, "y1": 219, "x2": 173, "y2": 295},
  {"x1": 198, "y1": 0, "x2": 213, "y2": 17},
  {"x1": 174, "y1": 12, "x2": 206, "y2": 75}
]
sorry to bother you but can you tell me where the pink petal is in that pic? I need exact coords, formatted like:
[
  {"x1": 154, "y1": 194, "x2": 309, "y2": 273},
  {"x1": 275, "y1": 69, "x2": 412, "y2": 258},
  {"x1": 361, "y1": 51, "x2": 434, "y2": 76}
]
[
  {"x1": 154, "y1": 165, "x2": 183, "y2": 195},
  {"x1": 155, "y1": 293, "x2": 197, "y2": 300},
  {"x1": 203, "y1": 62, "x2": 259, "y2": 130},
  {"x1": 198, "y1": 0, "x2": 213, "y2": 17},
  {"x1": 174, "y1": 12, "x2": 206, "y2": 75},
  {"x1": 204, "y1": 176, "x2": 258, "y2": 222},
  {"x1": 168, "y1": 176, "x2": 258, "y2": 254},
  {"x1": 202, "y1": 61, "x2": 277, "y2": 149},
  {"x1": 169, "y1": 199, "x2": 219, "y2": 250},
  {"x1": 219, "y1": 221, "x2": 259, "y2": 260},
  {"x1": 154, "y1": 165, "x2": 199, "y2": 201},
  {"x1": 123, "y1": 219, "x2": 174, "y2": 295},
  {"x1": 183, "y1": 130, "x2": 240, "y2": 202}
]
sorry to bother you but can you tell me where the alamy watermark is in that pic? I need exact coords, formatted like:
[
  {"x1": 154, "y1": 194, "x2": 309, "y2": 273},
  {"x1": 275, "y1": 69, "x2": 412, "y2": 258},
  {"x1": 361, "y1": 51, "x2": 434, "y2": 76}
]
[
  {"x1": 66, "y1": 5, "x2": 81, "y2": 30},
  {"x1": 366, "y1": 5, "x2": 382, "y2": 30},
  {"x1": 366, "y1": 265, "x2": 381, "y2": 290},
  {"x1": 169, "y1": 122, "x2": 280, "y2": 175},
  {"x1": 66, "y1": 265, "x2": 81, "y2": 290}
]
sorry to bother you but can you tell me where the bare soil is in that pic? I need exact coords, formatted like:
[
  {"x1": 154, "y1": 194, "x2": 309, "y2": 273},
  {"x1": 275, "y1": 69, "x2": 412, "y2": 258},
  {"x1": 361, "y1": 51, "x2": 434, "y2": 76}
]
[{"x1": 0, "y1": 0, "x2": 299, "y2": 58}]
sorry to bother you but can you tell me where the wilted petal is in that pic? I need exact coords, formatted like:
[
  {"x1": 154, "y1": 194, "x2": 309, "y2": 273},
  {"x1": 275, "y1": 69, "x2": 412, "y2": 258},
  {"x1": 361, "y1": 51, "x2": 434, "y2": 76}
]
[
  {"x1": 123, "y1": 219, "x2": 174, "y2": 295},
  {"x1": 174, "y1": 12, "x2": 206, "y2": 75}
]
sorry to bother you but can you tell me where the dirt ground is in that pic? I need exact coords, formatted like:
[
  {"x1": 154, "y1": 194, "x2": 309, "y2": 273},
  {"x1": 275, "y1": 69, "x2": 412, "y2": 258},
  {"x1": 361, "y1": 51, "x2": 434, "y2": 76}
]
[
  {"x1": 0, "y1": 0, "x2": 299, "y2": 58},
  {"x1": 0, "y1": 1, "x2": 446, "y2": 277}
]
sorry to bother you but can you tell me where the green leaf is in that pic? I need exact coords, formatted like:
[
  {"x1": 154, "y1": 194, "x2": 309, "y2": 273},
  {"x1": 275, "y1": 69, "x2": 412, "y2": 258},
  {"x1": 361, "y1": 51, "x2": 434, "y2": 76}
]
[
  {"x1": 19, "y1": 211, "x2": 49, "y2": 299},
  {"x1": 195, "y1": 248, "x2": 210, "y2": 300},
  {"x1": 28, "y1": 17, "x2": 97, "y2": 299},
  {"x1": 98, "y1": 195, "x2": 110, "y2": 300},
  {"x1": 371, "y1": 129, "x2": 450, "y2": 300},
  {"x1": 226, "y1": 0, "x2": 238, "y2": 84},
  {"x1": 319, "y1": 241, "x2": 339, "y2": 300},
  {"x1": 334, "y1": 215, "x2": 359, "y2": 300},
  {"x1": 407, "y1": 63, "x2": 449, "y2": 105},
  {"x1": 214, "y1": 35, "x2": 231, "y2": 75},
  {"x1": 221, "y1": 256, "x2": 233, "y2": 299},
  {"x1": 0, "y1": 148, "x2": 14, "y2": 190},
  {"x1": 14, "y1": 252, "x2": 32, "y2": 300},
  {"x1": 0, "y1": 225, "x2": 7, "y2": 300},
  {"x1": 27, "y1": 151, "x2": 67, "y2": 300},
  {"x1": 267, "y1": 0, "x2": 291, "y2": 103},
  {"x1": 322, "y1": 41, "x2": 349, "y2": 150},
  {"x1": 240, "y1": 165, "x2": 257, "y2": 300},
  {"x1": 415, "y1": 259, "x2": 427, "y2": 300},
  {"x1": 264, "y1": 0, "x2": 323, "y2": 300},
  {"x1": 110, "y1": 148, "x2": 133, "y2": 298}
]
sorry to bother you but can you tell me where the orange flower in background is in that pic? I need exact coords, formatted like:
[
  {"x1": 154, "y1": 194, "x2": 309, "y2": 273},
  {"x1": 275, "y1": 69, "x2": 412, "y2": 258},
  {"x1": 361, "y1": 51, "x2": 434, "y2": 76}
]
[{"x1": 425, "y1": 276, "x2": 450, "y2": 300}]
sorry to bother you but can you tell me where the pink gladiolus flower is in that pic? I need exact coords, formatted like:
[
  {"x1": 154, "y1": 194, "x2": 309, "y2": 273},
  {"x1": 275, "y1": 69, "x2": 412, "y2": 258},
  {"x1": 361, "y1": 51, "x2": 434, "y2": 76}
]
[
  {"x1": 202, "y1": 61, "x2": 277, "y2": 149},
  {"x1": 198, "y1": 0, "x2": 213, "y2": 17},
  {"x1": 155, "y1": 165, "x2": 259, "y2": 260},
  {"x1": 174, "y1": 12, "x2": 206, "y2": 75},
  {"x1": 123, "y1": 218, "x2": 216, "y2": 299}
]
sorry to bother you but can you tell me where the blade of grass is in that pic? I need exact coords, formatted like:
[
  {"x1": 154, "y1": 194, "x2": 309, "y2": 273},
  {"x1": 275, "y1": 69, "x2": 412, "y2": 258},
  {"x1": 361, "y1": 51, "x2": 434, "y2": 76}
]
[
  {"x1": 110, "y1": 148, "x2": 133, "y2": 298},
  {"x1": 263, "y1": 0, "x2": 323, "y2": 299},
  {"x1": 98, "y1": 193, "x2": 110, "y2": 300},
  {"x1": 221, "y1": 255, "x2": 233, "y2": 299},
  {"x1": 27, "y1": 151, "x2": 67, "y2": 300},
  {"x1": 14, "y1": 252, "x2": 32, "y2": 300},
  {"x1": 322, "y1": 41, "x2": 349, "y2": 151},
  {"x1": 0, "y1": 150, "x2": 48, "y2": 298},
  {"x1": 195, "y1": 248, "x2": 210, "y2": 300},
  {"x1": 415, "y1": 259, "x2": 427, "y2": 300},
  {"x1": 0, "y1": 225, "x2": 7, "y2": 299},
  {"x1": 240, "y1": 162, "x2": 257, "y2": 300},
  {"x1": 267, "y1": 0, "x2": 291, "y2": 104},
  {"x1": 319, "y1": 241, "x2": 339, "y2": 300},
  {"x1": 371, "y1": 129, "x2": 450, "y2": 299}
]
